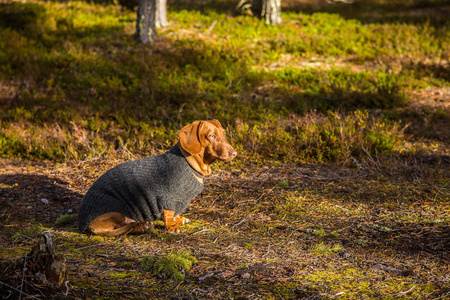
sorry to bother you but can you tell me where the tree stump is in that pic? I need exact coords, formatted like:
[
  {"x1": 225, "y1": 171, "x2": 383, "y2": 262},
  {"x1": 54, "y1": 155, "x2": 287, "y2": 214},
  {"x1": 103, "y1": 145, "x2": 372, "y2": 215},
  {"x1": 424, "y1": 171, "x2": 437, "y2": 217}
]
[{"x1": 26, "y1": 232, "x2": 66, "y2": 287}]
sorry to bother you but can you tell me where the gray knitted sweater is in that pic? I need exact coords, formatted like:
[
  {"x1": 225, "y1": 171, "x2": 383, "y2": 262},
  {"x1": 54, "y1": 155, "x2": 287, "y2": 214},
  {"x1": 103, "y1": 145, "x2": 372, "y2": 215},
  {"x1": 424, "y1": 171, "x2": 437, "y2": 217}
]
[{"x1": 78, "y1": 145, "x2": 204, "y2": 233}]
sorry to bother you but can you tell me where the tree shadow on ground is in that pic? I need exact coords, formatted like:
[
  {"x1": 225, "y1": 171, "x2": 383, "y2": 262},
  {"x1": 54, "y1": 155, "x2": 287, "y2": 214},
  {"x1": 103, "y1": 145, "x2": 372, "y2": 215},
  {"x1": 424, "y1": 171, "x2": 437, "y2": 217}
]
[
  {"x1": 0, "y1": 174, "x2": 83, "y2": 225},
  {"x1": 47, "y1": 0, "x2": 239, "y2": 14},
  {"x1": 306, "y1": 162, "x2": 449, "y2": 261},
  {"x1": 35, "y1": 0, "x2": 450, "y2": 28},
  {"x1": 282, "y1": 0, "x2": 450, "y2": 28},
  {"x1": 0, "y1": 1, "x2": 411, "y2": 116},
  {"x1": 386, "y1": 107, "x2": 450, "y2": 144},
  {"x1": 58, "y1": 0, "x2": 450, "y2": 28},
  {"x1": 403, "y1": 61, "x2": 450, "y2": 83},
  {"x1": 351, "y1": 222, "x2": 450, "y2": 260}
]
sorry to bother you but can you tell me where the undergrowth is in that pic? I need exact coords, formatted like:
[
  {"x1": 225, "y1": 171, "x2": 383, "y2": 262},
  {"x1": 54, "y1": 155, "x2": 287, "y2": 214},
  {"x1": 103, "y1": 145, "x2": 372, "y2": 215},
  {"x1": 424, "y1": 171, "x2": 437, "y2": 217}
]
[
  {"x1": 0, "y1": 109, "x2": 405, "y2": 164},
  {"x1": 231, "y1": 110, "x2": 404, "y2": 163},
  {"x1": 0, "y1": 0, "x2": 448, "y2": 164}
]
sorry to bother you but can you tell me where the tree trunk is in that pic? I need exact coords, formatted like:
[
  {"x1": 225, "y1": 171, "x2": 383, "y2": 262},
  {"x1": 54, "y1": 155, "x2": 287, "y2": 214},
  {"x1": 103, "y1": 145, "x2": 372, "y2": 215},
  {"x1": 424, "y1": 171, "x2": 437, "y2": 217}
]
[
  {"x1": 251, "y1": 0, "x2": 281, "y2": 25},
  {"x1": 135, "y1": 0, "x2": 158, "y2": 44},
  {"x1": 156, "y1": 0, "x2": 168, "y2": 28}
]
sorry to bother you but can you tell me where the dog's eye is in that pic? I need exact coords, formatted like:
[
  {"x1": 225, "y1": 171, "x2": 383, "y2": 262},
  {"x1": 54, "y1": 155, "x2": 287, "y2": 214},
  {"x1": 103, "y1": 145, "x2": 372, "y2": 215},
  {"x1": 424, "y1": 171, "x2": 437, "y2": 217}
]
[{"x1": 208, "y1": 134, "x2": 217, "y2": 141}]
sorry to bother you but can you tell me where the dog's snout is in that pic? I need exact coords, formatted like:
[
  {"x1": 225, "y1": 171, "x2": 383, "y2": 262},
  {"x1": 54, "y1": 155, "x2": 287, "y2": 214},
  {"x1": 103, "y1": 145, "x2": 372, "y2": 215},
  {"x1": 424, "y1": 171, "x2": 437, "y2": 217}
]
[{"x1": 229, "y1": 150, "x2": 237, "y2": 158}]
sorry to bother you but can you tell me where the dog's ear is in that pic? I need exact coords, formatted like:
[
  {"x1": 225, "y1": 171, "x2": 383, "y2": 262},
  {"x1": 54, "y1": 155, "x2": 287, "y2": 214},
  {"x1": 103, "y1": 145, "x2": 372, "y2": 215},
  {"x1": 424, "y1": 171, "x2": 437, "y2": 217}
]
[
  {"x1": 179, "y1": 121, "x2": 204, "y2": 155},
  {"x1": 205, "y1": 119, "x2": 223, "y2": 130}
]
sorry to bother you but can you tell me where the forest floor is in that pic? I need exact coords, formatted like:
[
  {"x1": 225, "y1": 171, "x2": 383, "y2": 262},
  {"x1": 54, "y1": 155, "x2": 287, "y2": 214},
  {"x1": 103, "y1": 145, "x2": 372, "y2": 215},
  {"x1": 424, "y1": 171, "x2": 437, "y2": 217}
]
[
  {"x1": 1, "y1": 89, "x2": 449, "y2": 299},
  {"x1": 1, "y1": 151, "x2": 449, "y2": 299}
]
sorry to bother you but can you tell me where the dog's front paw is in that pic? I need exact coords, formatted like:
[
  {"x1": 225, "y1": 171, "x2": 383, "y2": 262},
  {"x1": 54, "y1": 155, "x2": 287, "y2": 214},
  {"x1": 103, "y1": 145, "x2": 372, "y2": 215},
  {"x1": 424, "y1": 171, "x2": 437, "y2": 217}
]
[
  {"x1": 166, "y1": 223, "x2": 181, "y2": 234},
  {"x1": 174, "y1": 216, "x2": 190, "y2": 225}
]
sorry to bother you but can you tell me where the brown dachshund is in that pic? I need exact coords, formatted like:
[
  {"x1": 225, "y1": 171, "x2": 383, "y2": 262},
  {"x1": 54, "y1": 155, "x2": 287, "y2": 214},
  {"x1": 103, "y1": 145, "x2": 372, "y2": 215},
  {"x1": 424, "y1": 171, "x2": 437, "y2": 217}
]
[{"x1": 77, "y1": 120, "x2": 236, "y2": 236}]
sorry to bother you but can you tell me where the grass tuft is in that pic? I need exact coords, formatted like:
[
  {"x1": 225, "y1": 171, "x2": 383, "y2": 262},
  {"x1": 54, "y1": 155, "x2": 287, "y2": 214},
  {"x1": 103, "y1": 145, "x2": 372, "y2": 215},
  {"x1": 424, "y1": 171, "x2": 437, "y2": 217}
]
[
  {"x1": 310, "y1": 242, "x2": 343, "y2": 256},
  {"x1": 55, "y1": 214, "x2": 74, "y2": 226}
]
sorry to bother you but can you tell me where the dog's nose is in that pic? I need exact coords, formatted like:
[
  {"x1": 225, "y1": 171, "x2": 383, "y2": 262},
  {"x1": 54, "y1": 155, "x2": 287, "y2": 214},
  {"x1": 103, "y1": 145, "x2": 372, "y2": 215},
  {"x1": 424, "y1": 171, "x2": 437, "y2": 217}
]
[{"x1": 229, "y1": 150, "x2": 237, "y2": 158}]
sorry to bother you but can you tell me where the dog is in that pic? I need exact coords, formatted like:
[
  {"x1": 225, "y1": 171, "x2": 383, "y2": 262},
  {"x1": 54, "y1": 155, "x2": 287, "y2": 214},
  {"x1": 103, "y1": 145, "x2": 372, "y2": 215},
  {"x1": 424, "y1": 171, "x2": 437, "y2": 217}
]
[{"x1": 77, "y1": 120, "x2": 237, "y2": 237}]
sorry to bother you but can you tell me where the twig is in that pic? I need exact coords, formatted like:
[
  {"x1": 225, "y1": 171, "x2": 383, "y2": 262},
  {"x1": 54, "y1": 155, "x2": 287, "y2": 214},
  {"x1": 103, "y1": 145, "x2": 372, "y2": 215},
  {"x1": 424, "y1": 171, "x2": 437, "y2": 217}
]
[
  {"x1": 398, "y1": 285, "x2": 416, "y2": 295},
  {"x1": 76, "y1": 244, "x2": 98, "y2": 251},
  {"x1": 208, "y1": 20, "x2": 218, "y2": 33},
  {"x1": 262, "y1": 242, "x2": 282, "y2": 257},
  {"x1": 198, "y1": 273, "x2": 214, "y2": 281},
  {"x1": 26, "y1": 281, "x2": 45, "y2": 297},
  {"x1": 160, "y1": 107, "x2": 180, "y2": 129},
  {"x1": 432, "y1": 183, "x2": 450, "y2": 196},
  {"x1": 253, "y1": 185, "x2": 278, "y2": 203},
  {"x1": 191, "y1": 228, "x2": 211, "y2": 235},
  {"x1": 0, "y1": 281, "x2": 40, "y2": 300},
  {"x1": 64, "y1": 280, "x2": 70, "y2": 297},
  {"x1": 327, "y1": 0, "x2": 354, "y2": 3},
  {"x1": 361, "y1": 145, "x2": 381, "y2": 170},
  {"x1": 434, "y1": 290, "x2": 450, "y2": 300},
  {"x1": 349, "y1": 155, "x2": 362, "y2": 169},
  {"x1": 19, "y1": 255, "x2": 27, "y2": 300},
  {"x1": 231, "y1": 217, "x2": 248, "y2": 229},
  {"x1": 119, "y1": 144, "x2": 137, "y2": 159}
]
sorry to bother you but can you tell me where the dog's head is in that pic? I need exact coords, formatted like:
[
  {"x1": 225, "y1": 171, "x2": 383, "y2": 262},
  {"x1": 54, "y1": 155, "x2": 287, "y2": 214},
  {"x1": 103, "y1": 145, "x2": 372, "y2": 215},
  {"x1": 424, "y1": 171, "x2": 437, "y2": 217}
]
[{"x1": 179, "y1": 120, "x2": 237, "y2": 163}]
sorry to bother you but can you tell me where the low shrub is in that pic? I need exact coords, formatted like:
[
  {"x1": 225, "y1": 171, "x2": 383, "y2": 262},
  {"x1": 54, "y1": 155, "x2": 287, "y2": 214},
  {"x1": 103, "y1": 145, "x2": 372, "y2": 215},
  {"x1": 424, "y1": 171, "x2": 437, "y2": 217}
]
[{"x1": 231, "y1": 110, "x2": 404, "y2": 164}]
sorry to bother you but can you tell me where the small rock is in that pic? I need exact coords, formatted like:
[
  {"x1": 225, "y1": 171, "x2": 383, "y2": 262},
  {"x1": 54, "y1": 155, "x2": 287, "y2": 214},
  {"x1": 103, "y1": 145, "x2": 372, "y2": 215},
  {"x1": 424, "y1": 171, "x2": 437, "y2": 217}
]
[
  {"x1": 40, "y1": 198, "x2": 49, "y2": 205},
  {"x1": 198, "y1": 273, "x2": 214, "y2": 281}
]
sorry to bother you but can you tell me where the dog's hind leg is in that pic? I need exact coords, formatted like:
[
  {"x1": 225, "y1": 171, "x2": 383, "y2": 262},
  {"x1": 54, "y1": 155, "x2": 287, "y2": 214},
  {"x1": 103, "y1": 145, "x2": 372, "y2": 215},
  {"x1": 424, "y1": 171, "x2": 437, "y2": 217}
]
[{"x1": 86, "y1": 212, "x2": 151, "y2": 237}]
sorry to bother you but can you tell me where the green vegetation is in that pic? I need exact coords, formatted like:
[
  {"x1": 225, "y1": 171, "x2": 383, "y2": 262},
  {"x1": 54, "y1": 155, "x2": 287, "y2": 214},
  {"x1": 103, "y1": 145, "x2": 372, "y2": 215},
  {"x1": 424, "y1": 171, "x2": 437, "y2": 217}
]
[
  {"x1": 141, "y1": 250, "x2": 198, "y2": 281},
  {"x1": 0, "y1": 0, "x2": 449, "y2": 299},
  {"x1": 0, "y1": 0, "x2": 448, "y2": 163},
  {"x1": 310, "y1": 242, "x2": 342, "y2": 255},
  {"x1": 108, "y1": 271, "x2": 140, "y2": 279},
  {"x1": 54, "y1": 214, "x2": 74, "y2": 226}
]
